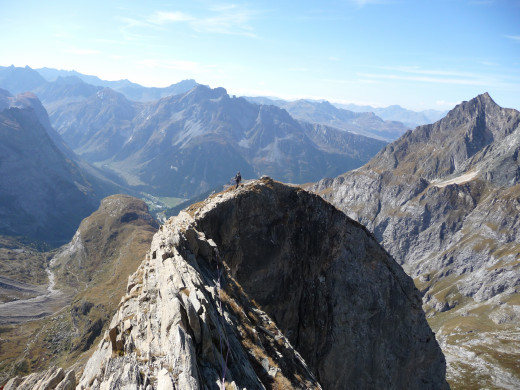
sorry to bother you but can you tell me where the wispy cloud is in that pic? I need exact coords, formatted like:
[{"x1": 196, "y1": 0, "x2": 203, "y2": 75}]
[
  {"x1": 358, "y1": 72, "x2": 489, "y2": 86},
  {"x1": 67, "y1": 48, "x2": 101, "y2": 56},
  {"x1": 117, "y1": 16, "x2": 158, "y2": 42},
  {"x1": 138, "y1": 58, "x2": 216, "y2": 73},
  {"x1": 436, "y1": 100, "x2": 461, "y2": 108},
  {"x1": 347, "y1": 0, "x2": 397, "y2": 7},
  {"x1": 149, "y1": 11, "x2": 194, "y2": 24},
  {"x1": 360, "y1": 66, "x2": 494, "y2": 86},
  {"x1": 480, "y1": 60, "x2": 499, "y2": 67},
  {"x1": 377, "y1": 66, "x2": 482, "y2": 79},
  {"x1": 142, "y1": 4, "x2": 259, "y2": 37},
  {"x1": 506, "y1": 35, "x2": 520, "y2": 41}
]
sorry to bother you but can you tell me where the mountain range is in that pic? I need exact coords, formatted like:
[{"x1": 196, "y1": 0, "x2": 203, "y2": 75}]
[
  {"x1": 246, "y1": 97, "x2": 410, "y2": 141},
  {"x1": 0, "y1": 65, "x2": 198, "y2": 103},
  {"x1": 337, "y1": 102, "x2": 447, "y2": 128},
  {"x1": 311, "y1": 93, "x2": 520, "y2": 389},
  {"x1": 37, "y1": 81, "x2": 388, "y2": 198},
  {"x1": 0, "y1": 65, "x2": 444, "y2": 130},
  {"x1": 0, "y1": 65, "x2": 396, "y2": 199}
]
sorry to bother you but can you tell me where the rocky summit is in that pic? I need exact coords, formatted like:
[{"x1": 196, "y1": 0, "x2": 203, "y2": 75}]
[
  {"x1": 55, "y1": 177, "x2": 446, "y2": 389},
  {"x1": 312, "y1": 93, "x2": 520, "y2": 389}
]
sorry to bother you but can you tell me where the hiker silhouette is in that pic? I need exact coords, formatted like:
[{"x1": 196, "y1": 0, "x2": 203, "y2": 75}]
[{"x1": 234, "y1": 171, "x2": 242, "y2": 188}]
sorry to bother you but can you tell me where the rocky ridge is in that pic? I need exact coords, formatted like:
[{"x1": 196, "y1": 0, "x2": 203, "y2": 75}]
[
  {"x1": 311, "y1": 93, "x2": 520, "y2": 388},
  {"x1": 277, "y1": 99, "x2": 409, "y2": 141},
  {"x1": 74, "y1": 178, "x2": 447, "y2": 389},
  {"x1": 4, "y1": 366, "x2": 76, "y2": 390}
]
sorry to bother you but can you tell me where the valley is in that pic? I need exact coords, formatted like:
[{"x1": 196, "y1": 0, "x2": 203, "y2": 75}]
[{"x1": 0, "y1": 259, "x2": 71, "y2": 324}]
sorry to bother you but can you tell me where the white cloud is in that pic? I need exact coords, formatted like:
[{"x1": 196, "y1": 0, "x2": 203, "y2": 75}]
[
  {"x1": 358, "y1": 72, "x2": 489, "y2": 86},
  {"x1": 480, "y1": 60, "x2": 499, "y2": 67},
  {"x1": 347, "y1": 0, "x2": 396, "y2": 7},
  {"x1": 149, "y1": 11, "x2": 193, "y2": 25},
  {"x1": 67, "y1": 49, "x2": 101, "y2": 55},
  {"x1": 436, "y1": 100, "x2": 461, "y2": 108},
  {"x1": 139, "y1": 58, "x2": 202, "y2": 72},
  {"x1": 141, "y1": 4, "x2": 259, "y2": 37},
  {"x1": 362, "y1": 66, "x2": 504, "y2": 87},
  {"x1": 506, "y1": 35, "x2": 520, "y2": 41},
  {"x1": 377, "y1": 65, "x2": 482, "y2": 79}
]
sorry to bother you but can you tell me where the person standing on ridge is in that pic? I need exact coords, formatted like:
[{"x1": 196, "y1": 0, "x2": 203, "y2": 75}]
[{"x1": 234, "y1": 171, "x2": 242, "y2": 189}]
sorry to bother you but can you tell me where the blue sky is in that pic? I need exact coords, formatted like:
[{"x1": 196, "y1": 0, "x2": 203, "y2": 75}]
[{"x1": 1, "y1": 0, "x2": 519, "y2": 110}]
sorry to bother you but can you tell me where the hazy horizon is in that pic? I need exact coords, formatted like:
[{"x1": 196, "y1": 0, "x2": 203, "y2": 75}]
[{"x1": 1, "y1": 0, "x2": 519, "y2": 111}]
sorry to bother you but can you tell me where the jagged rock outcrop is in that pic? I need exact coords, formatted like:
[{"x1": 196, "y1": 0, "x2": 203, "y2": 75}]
[
  {"x1": 311, "y1": 93, "x2": 520, "y2": 388},
  {"x1": 76, "y1": 178, "x2": 447, "y2": 389},
  {"x1": 4, "y1": 367, "x2": 76, "y2": 390}
]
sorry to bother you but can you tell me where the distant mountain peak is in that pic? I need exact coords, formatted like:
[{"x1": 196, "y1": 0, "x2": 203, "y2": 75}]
[
  {"x1": 455, "y1": 92, "x2": 497, "y2": 111},
  {"x1": 182, "y1": 84, "x2": 228, "y2": 101},
  {"x1": 442, "y1": 92, "x2": 501, "y2": 129},
  {"x1": 54, "y1": 75, "x2": 86, "y2": 85},
  {"x1": 95, "y1": 87, "x2": 128, "y2": 102}
]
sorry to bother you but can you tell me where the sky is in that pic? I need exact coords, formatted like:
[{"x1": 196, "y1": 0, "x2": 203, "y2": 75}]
[{"x1": 0, "y1": 0, "x2": 519, "y2": 111}]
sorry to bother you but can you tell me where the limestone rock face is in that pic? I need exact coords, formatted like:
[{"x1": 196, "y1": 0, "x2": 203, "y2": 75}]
[
  {"x1": 310, "y1": 94, "x2": 520, "y2": 388},
  {"x1": 3, "y1": 367, "x2": 76, "y2": 390},
  {"x1": 77, "y1": 178, "x2": 447, "y2": 389}
]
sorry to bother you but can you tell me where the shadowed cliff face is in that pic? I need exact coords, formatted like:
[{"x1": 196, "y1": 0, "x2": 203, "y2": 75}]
[
  {"x1": 60, "y1": 178, "x2": 448, "y2": 390},
  {"x1": 192, "y1": 178, "x2": 448, "y2": 389},
  {"x1": 0, "y1": 96, "x2": 99, "y2": 245}
]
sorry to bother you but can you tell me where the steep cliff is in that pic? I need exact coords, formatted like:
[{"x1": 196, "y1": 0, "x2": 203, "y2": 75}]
[
  {"x1": 75, "y1": 178, "x2": 447, "y2": 389},
  {"x1": 311, "y1": 93, "x2": 520, "y2": 388}
]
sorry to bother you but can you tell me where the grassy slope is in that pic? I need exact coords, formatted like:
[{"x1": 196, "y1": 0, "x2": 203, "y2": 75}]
[{"x1": 0, "y1": 195, "x2": 158, "y2": 385}]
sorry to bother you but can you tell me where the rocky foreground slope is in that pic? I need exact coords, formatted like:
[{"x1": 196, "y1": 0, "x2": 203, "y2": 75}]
[
  {"x1": 7, "y1": 178, "x2": 446, "y2": 389},
  {"x1": 312, "y1": 93, "x2": 520, "y2": 389}
]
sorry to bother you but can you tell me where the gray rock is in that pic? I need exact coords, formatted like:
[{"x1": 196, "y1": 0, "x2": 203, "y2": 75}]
[{"x1": 310, "y1": 93, "x2": 520, "y2": 388}]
